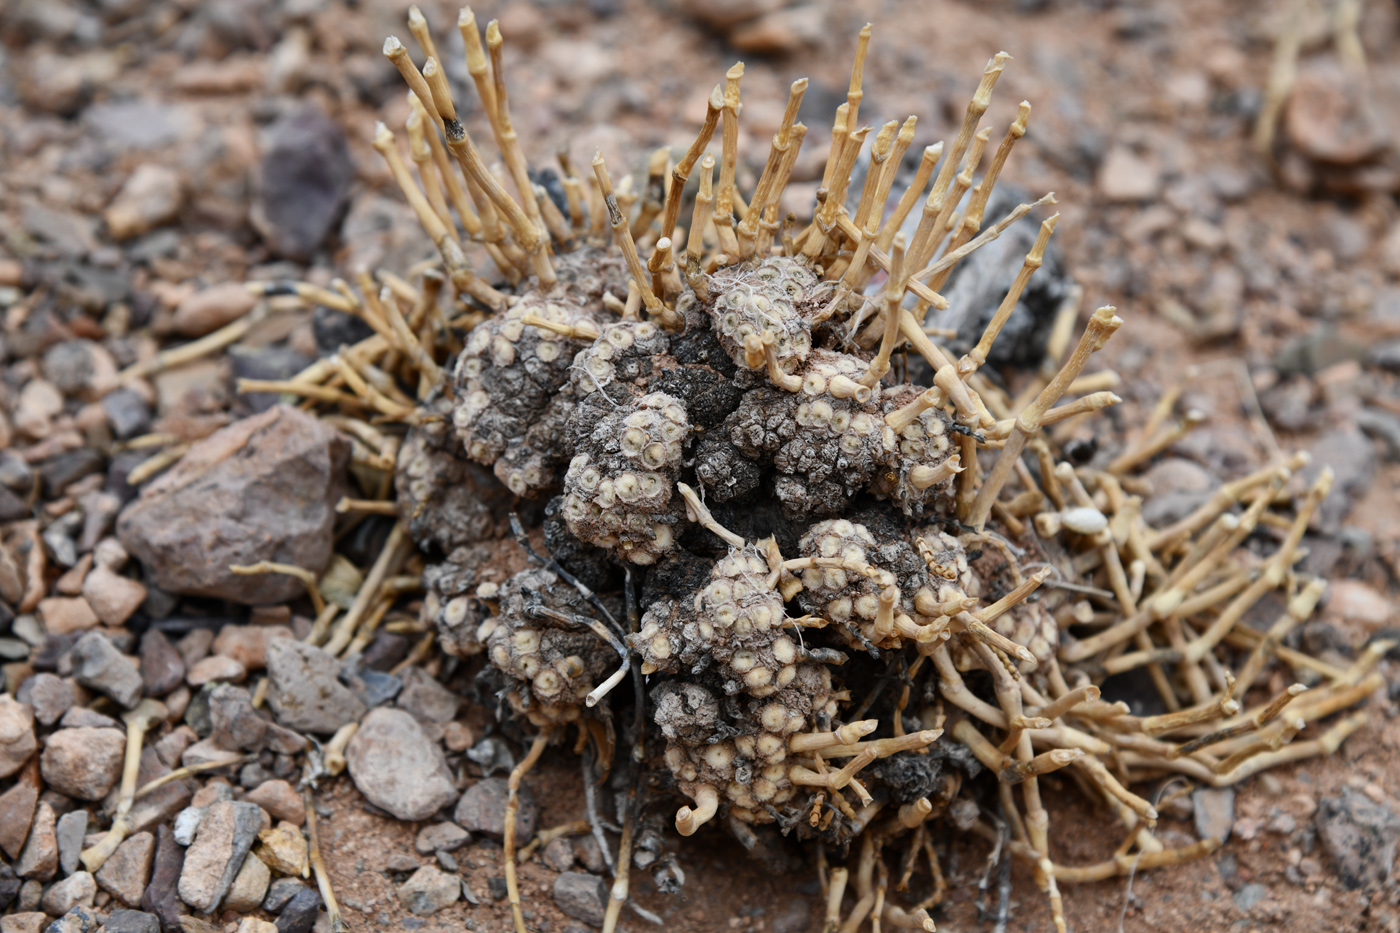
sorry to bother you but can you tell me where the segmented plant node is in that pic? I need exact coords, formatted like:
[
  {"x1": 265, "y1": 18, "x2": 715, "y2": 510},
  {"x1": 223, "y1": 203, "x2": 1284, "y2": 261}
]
[
  {"x1": 691, "y1": 256, "x2": 820, "y2": 374},
  {"x1": 570, "y1": 320, "x2": 669, "y2": 393},
  {"x1": 481, "y1": 569, "x2": 615, "y2": 726},
  {"x1": 452, "y1": 295, "x2": 597, "y2": 495},
  {"x1": 562, "y1": 391, "x2": 689, "y2": 564}
]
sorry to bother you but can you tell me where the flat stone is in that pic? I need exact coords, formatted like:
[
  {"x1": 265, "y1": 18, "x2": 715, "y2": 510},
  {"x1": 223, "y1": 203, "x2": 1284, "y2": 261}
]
[
  {"x1": 116, "y1": 406, "x2": 349, "y2": 605},
  {"x1": 207, "y1": 685, "x2": 265, "y2": 752},
  {"x1": 0, "y1": 913, "x2": 47, "y2": 933},
  {"x1": 37, "y1": 598, "x2": 99, "y2": 636},
  {"x1": 244, "y1": 780, "x2": 303, "y2": 826},
  {"x1": 138, "y1": 630, "x2": 184, "y2": 697},
  {"x1": 139, "y1": 825, "x2": 184, "y2": 933},
  {"x1": 68, "y1": 632, "x2": 142, "y2": 708},
  {"x1": 181, "y1": 736, "x2": 243, "y2": 771},
  {"x1": 396, "y1": 865, "x2": 459, "y2": 917},
  {"x1": 39, "y1": 871, "x2": 94, "y2": 916},
  {"x1": 186, "y1": 654, "x2": 247, "y2": 687},
  {"x1": 273, "y1": 884, "x2": 322, "y2": 933},
  {"x1": 16, "y1": 802, "x2": 57, "y2": 880},
  {"x1": 222, "y1": 851, "x2": 270, "y2": 913},
  {"x1": 177, "y1": 800, "x2": 262, "y2": 912},
  {"x1": 455, "y1": 777, "x2": 537, "y2": 841},
  {"x1": 175, "y1": 629, "x2": 214, "y2": 669},
  {"x1": 57, "y1": 708, "x2": 119, "y2": 731},
  {"x1": 413, "y1": 823, "x2": 470, "y2": 856},
  {"x1": 40, "y1": 727, "x2": 124, "y2": 800},
  {"x1": 79, "y1": 567, "x2": 146, "y2": 628},
  {"x1": 101, "y1": 910, "x2": 160, "y2": 933},
  {"x1": 1193, "y1": 788, "x2": 1235, "y2": 843},
  {"x1": 264, "y1": 640, "x2": 365, "y2": 735},
  {"x1": 102, "y1": 163, "x2": 184, "y2": 240},
  {"x1": 55, "y1": 809, "x2": 87, "y2": 876},
  {"x1": 1326, "y1": 580, "x2": 1393, "y2": 629},
  {"x1": 94, "y1": 832, "x2": 154, "y2": 906},
  {"x1": 395, "y1": 668, "x2": 459, "y2": 725},
  {"x1": 16, "y1": 674, "x2": 74, "y2": 727},
  {"x1": 345, "y1": 708, "x2": 457, "y2": 822},
  {"x1": 212, "y1": 625, "x2": 293, "y2": 672},
  {"x1": 0, "y1": 695, "x2": 39, "y2": 777},
  {"x1": 553, "y1": 871, "x2": 607, "y2": 927}
]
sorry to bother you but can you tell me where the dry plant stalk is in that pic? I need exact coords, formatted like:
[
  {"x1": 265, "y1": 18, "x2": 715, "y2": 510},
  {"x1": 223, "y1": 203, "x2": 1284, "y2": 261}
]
[{"x1": 220, "y1": 11, "x2": 1382, "y2": 932}]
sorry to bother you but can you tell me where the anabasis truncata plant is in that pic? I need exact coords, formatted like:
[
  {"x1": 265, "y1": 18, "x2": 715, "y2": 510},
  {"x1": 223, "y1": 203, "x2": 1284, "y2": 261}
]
[{"x1": 244, "y1": 9, "x2": 1384, "y2": 932}]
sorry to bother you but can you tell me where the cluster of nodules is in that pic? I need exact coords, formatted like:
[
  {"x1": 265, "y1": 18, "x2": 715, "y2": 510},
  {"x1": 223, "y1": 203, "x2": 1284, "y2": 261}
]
[{"x1": 406, "y1": 251, "x2": 1052, "y2": 826}]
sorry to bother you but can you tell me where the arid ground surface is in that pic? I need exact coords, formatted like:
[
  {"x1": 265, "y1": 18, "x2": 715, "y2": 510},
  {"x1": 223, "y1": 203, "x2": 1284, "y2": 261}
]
[{"x1": 2, "y1": 0, "x2": 1400, "y2": 931}]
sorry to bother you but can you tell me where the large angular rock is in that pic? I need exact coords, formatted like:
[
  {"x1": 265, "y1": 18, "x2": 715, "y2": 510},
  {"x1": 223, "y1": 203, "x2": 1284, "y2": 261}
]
[
  {"x1": 345, "y1": 709, "x2": 458, "y2": 821},
  {"x1": 177, "y1": 800, "x2": 262, "y2": 912},
  {"x1": 116, "y1": 406, "x2": 349, "y2": 605},
  {"x1": 264, "y1": 640, "x2": 365, "y2": 735}
]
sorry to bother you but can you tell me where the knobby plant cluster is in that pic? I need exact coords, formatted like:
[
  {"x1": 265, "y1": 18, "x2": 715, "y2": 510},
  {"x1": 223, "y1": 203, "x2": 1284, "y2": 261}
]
[{"x1": 241, "y1": 9, "x2": 1383, "y2": 932}]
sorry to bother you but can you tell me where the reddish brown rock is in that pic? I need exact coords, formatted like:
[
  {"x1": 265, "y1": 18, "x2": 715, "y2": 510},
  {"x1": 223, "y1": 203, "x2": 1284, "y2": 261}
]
[
  {"x1": 116, "y1": 406, "x2": 350, "y2": 605},
  {"x1": 40, "y1": 727, "x2": 124, "y2": 800},
  {"x1": 0, "y1": 696, "x2": 37, "y2": 779}
]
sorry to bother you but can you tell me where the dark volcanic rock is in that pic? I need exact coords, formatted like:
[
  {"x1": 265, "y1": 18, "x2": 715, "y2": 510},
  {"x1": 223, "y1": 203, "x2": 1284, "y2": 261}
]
[{"x1": 252, "y1": 105, "x2": 354, "y2": 261}]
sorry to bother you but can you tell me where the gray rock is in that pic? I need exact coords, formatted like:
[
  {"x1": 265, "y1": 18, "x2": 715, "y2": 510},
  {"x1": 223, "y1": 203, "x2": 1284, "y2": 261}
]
[
  {"x1": 541, "y1": 836, "x2": 575, "y2": 872},
  {"x1": 345, "y1": 709, "x2": 457, "y2": 821},
  {"x1": 552, "y1": 871, "x2": 607, "y2": 927},
  {"x1": 208, "y1": 685, "x2": 266, "y2": 752},
  {"x1": 101, "y1": 910, "x2": 160, "y2": 933},
  {"x1": 1304, "y1": 427, "x2": 1377, "y2": 530},
  {"x1": 1193, "y1": 787, "x2": 1235, "y2": 843},
  {"x1": 94, "y1": 832, "x2": 154, "y2": 906},
  {"x1": 770, "y1": 898, "x2": 812, "y2": 933},
  {"x1": 262, "y1": 877, "x2": 305, "y2": 912},
  {"x1": 102, "y1": 389, "x2": 152, "y2": 442},
  {"x1": 138, "y1": 630, "x2": 184, "y2": 698},
  {"x1": 265, "y1": 640, "x2": 365, "y2": 735},
  {"x1": 274, "y1": 884, "x2": 322, "y2": 933},
  {"x1": 173, "y1": 807, "x2": 203, "y2": 847},
  {"x1": 1358, "y1": 408, "x2": 1400, "y2": 460},
  {"x1": 55, "y1": 810, "x2": 87, "y2": 876},
  {"x1": 177, "y1": 800, "x2": 262, "y2": 912},
  {"x1": 1232, "y1": 882, "x2": 1267, "y2": 911},
  {"x1": 0, "y1": 695, "x2": 39, "y2": 779},
  {"x1": 253, "y1": 105, "x2": 353, "y2": 261},
  {"x1": 57, "y1": 708, "x2": 119, "y2": 731},
  {"x1": 396, "y1": 668, "x2": 459, "y2": 725},
  {"x1": 85, "y1": 101, "x2": 181, "y2": 152},
  {"x1": 16, "y1": 675, "x2": 74, "y2": 727},
  {"x1": 68, "y1": 632, "x2": 142, "y2": 709},
  {"x1": 139, "y1": 825, "x2": 184, "y2": 932},
  {"x1": 414, "y1": 823, "x2": 470, "y2": 856},
  {"x1": 455, "y1": 777, "x2": 538, "y2": 841},
  {"x1": 40, "y1": 728, "x2": 124, "y2": 801},
  {"x1": 39, "y1": 871, "x2": 94, "y2": 916},
  {"x1": 396, "y1": 865, "x2": 459, "y2": 916},
  {"x1": 116, "y1": 406, "x2": 350, "y2": 605},
  {"x1": 1315, "y1": 788, "x2": 1400, "y2": 890}
]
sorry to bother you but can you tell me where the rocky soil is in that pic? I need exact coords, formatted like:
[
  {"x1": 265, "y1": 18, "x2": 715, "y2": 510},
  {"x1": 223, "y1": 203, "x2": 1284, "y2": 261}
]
[{"x1": 1, "y1": 0, "x2": 1399, "y2": 932}]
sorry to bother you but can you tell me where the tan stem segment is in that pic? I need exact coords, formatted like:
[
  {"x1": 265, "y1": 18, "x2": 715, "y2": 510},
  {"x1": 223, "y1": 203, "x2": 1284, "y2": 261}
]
[{"x1": 967, "y1": 306, "x2": 1122, "y2": 529}]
